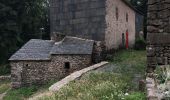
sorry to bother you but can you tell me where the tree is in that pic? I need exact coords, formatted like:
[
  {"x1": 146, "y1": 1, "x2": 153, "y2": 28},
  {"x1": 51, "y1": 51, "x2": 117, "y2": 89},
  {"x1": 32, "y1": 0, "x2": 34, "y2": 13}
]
[
  {"x1": 0, "y1": 0, "x2": 50, "y2": 66},
  {"x1": 130, "y1": 0, "x2": 147, "y2": 14},
  {"x1": 129, "y1": 0, "x2": 148, "y2": 39}
]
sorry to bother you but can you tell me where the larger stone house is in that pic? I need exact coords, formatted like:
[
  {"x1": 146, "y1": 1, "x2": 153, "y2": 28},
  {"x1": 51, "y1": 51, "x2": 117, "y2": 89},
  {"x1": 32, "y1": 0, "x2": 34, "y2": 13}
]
[
  {"x1": 9, "y1": 36, "x2": 94, "y2": 88},
  {"x1": 50, "y1": 0, "x2": 143, "y2": 50}
]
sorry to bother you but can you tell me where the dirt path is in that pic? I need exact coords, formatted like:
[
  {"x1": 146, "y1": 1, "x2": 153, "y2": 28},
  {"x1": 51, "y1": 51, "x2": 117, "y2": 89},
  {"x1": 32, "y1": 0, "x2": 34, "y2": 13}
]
[{"x1": 0, "y1": 92, "x2": 7, "y2": 100}]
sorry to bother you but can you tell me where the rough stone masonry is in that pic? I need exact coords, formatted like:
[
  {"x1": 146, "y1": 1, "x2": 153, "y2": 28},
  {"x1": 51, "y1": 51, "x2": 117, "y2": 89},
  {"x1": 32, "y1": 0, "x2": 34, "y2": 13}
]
[{"x1": 147, "y1": 0, "x2": 170, "y2": 73}]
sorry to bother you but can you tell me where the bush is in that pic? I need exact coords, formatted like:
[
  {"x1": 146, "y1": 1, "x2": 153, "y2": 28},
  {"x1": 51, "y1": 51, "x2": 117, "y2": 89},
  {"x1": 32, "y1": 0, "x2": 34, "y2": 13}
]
[
  {"x1": 135, "y1": 38, "x2": 146, "y2": 50},
  {"x1": 0, "y1": 64, "x2": 11, "y2": 75}
]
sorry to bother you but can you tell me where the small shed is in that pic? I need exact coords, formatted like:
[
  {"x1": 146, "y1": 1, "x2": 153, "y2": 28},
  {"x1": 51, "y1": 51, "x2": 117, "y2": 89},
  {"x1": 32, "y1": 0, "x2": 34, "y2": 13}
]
[{"x1": 9, "y1": 36, "x2": 94, "y2": 88}]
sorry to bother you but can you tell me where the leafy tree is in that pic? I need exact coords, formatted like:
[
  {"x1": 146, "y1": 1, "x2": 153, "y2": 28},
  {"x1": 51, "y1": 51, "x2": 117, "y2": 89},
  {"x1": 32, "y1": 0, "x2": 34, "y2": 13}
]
[
  {"x1": 0, "y1": 0, "x2": 49, "y2": 67},
  {"x1": 130, "y1": 0, "x2": 147, "y2": 14},
  {"x1": 129, "y1": 0, "x2": 148, "y2": 39}
]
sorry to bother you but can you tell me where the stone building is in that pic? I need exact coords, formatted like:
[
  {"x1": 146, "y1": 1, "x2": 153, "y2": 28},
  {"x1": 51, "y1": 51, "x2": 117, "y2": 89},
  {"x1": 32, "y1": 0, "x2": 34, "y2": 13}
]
[
  {"x1": 9, "y1": 36, "x2": 94, "y2": 88},
  {"x1": 147, "y1": 0, "x2": 170, "y2": 73},
  {"x1": 50, "y1": 0, "x2": 143, "y2": 50}
]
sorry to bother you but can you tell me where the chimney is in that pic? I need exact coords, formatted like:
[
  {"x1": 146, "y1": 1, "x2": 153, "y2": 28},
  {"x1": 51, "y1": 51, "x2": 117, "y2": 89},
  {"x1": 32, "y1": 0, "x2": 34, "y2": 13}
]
[{"x1": 51, "y1": 32, "x2": 65, "y2": 42}]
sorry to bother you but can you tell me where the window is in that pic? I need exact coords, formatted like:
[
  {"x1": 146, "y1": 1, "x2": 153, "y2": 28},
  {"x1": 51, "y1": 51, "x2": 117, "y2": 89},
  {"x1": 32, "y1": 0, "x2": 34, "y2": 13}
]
[
  {"x1": 116, "y1": 7, "x2": 119, "y2": 20},
  {"x1": 126, "y1": 13, "x2": 128, "y2": 22},
  {"x1": 64, "y1": 62, "x2": 70, "y2": 69},
  {"x1": 26, "y1": 64, "x2": 29, "y2": 67}
]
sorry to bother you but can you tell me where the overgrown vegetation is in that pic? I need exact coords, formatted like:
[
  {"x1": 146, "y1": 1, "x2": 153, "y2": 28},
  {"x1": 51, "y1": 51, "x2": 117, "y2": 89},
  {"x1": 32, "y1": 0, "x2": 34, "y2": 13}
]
[
  {"x1": 110, "y1": 50, "x2": 146, "y2": 75},
  {"x1": 3, "y1": 86, "x2": 38, "y2": 100},
  {"x1": 135, "y1": 38, "x2": 146, "y2": 50},
  {"x1": 0, "y1": 81, "x2": 10, "y2": 94},
  {"x1": 2, "y1": 80, "x2": 58, "y2": 100},
  {"x1": 39, "y1": 50, "x2": 147, "y2": 100},
  {"x1": 0, "y1": 0, "x2": 50, "y2": 75},
  {"x1": 124, "y1": 92, "x2": 146, "y2": 100},
  {"x1": 0, "y1": 64, "x2": 11, "y2": 76}
]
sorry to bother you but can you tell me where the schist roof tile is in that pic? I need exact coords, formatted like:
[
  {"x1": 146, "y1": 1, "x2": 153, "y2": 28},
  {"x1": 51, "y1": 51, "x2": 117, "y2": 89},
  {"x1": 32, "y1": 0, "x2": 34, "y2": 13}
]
[
  {"x1": 9, "y1": 37, "x2": 94, "y2": 61},
  {"x1": 9, "y1": 39, "x2": 55, "y2": 61},
  {"x1": 50, "y1": 36, "x2": 94, "y2": 55}
]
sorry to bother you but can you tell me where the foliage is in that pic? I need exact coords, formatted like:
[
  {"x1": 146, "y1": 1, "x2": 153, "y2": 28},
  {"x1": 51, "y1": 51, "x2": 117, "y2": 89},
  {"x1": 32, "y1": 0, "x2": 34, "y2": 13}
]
[
  {"x1": 0, "y1": 0, "x2": 50, "y2": 68},
  {"x1": 3, "y1": 86, "x2": 38, "y2": 100},
  {"x1": 110, "y1": 50, "x2": 146, "y2": 75},
  {"x1": 129, "y1": 0, "x2": 148, "y2": 39},
  {"x1": 40, "y1": 73, "x2": 130, "y2": 100},
  {"x1": 135, "y1": 38, "x2": 146, "y2": 50},
  {"x1": 0, "y1": 64, "x2": 11, "y2": 75},
  {"x1": 129, "y1": 0, "x2": 147, "y2": 14},
  {"x1": 3, "y1": 80, "x2": 58, "y2": 100},
  {"x1": 124, "y1": 92, "x2": 146, "y2": 100},
  {"x1": 0, "y1": 81, "x2": 10, "y2": 94}
]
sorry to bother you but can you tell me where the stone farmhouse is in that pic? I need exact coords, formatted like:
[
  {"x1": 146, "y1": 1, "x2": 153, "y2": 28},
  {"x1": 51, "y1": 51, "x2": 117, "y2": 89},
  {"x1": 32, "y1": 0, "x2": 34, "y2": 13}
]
[
  {"x1": 50, "y1": 0, "x2": 144, "y2": 50},
  {"x1": 9, "y1": 36, "x2": 94, "y2": 88}
]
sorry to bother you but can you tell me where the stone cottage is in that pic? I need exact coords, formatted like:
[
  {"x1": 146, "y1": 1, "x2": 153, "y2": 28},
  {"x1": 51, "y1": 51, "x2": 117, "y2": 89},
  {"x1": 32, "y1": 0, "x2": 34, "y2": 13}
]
[
  {"x1": 50, "y1": 0, "x2": 143, "y2": 50},
  {"x1": 9, "y1": 36, "x2": 94, "y2": 88}
]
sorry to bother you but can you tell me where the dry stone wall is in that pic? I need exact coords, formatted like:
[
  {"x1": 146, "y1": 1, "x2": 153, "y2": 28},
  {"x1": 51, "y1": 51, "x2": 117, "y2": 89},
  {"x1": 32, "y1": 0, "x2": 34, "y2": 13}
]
[
  {"x1": 147, "y1": 0, "x2": 170, "y2": 73},
  {"x1": 10, "y1": 55, "x2": 92, "y2": 88}
]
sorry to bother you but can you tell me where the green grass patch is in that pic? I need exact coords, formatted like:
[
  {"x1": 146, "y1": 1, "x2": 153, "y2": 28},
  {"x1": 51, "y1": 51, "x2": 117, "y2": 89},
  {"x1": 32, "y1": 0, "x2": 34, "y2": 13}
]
[
  {"x1": 40, "y1": 73, "x2": 130, "y2": 100},
  {"x1": 0, "y1": 81, "x2": 10, "y2": 94},
  {"x1": 124, "y1": 92, "x2": 146, "y2": 100},
  {"x1": 3, "y1": 86, "x2": 38, "y2": 100},
  {"x1": 110, "y1": 50, "x2": 146, "y2": 75},
  {"x1": 40, "y1": 72, "x2": 146, "y2": 100},
  {"x1": 3, "y1": 80, "x2": 58, "y2": 100}
]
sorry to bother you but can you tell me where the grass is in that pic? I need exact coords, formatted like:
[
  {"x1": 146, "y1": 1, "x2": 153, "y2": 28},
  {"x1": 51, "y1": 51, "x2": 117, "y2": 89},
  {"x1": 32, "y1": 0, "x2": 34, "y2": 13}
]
[
  {"x1": 0, "y1": 81, "x2": 10, "y2": 94},
  {"x1": 3, "y1": 86, "x2": 38, "y2": 100},
  {"x1": 3, "y1": 80, "x2": 58, "y2": 100},
  {"x1": 110, "y1": 50, "x2": 146, "y2": 74},
  {"x1": 124, "y1": 92, "x2": 146, "y2": 100},
  {"x1": 40, "y1": 50, "x2": 147, "y2": 100}
]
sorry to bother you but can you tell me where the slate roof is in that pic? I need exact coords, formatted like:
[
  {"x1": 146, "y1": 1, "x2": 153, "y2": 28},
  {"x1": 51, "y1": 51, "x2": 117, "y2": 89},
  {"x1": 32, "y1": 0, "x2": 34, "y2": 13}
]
[
  {"x1": 9, "y1": 36, "x2": 94, "y2": 61},
  {"x1": 50, "y1": 36, "x2": 94, "y2": 55},
  {"x1": 9, "y1": 39, "x2": 55, "y2": 61}
]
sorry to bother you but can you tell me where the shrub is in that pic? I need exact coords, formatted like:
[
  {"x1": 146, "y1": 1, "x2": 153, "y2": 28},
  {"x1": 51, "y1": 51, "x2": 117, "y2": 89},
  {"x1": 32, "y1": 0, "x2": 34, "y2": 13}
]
[
  {"x1": 0, "y1": 64, "x2": 11, "y2": 75},
  {"x1": 135, "y1": 38, "x2": 146, "y2": 50}
]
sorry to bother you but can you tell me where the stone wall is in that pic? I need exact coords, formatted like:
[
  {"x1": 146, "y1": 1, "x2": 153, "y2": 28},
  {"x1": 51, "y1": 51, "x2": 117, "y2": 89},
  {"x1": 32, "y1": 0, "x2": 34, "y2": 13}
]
[
  {"x1": 10, "y1": 55, "x2": 92, "y2": 88},
  {"x1": 147, "y1": 0, "x2": 170, "y2": 73},
  {"x1": 50, "y1": 0, "x2": 106, "y2": 41},
  {"x1": 50, "y1": 55, "x2": 92, "y2": 78}
]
